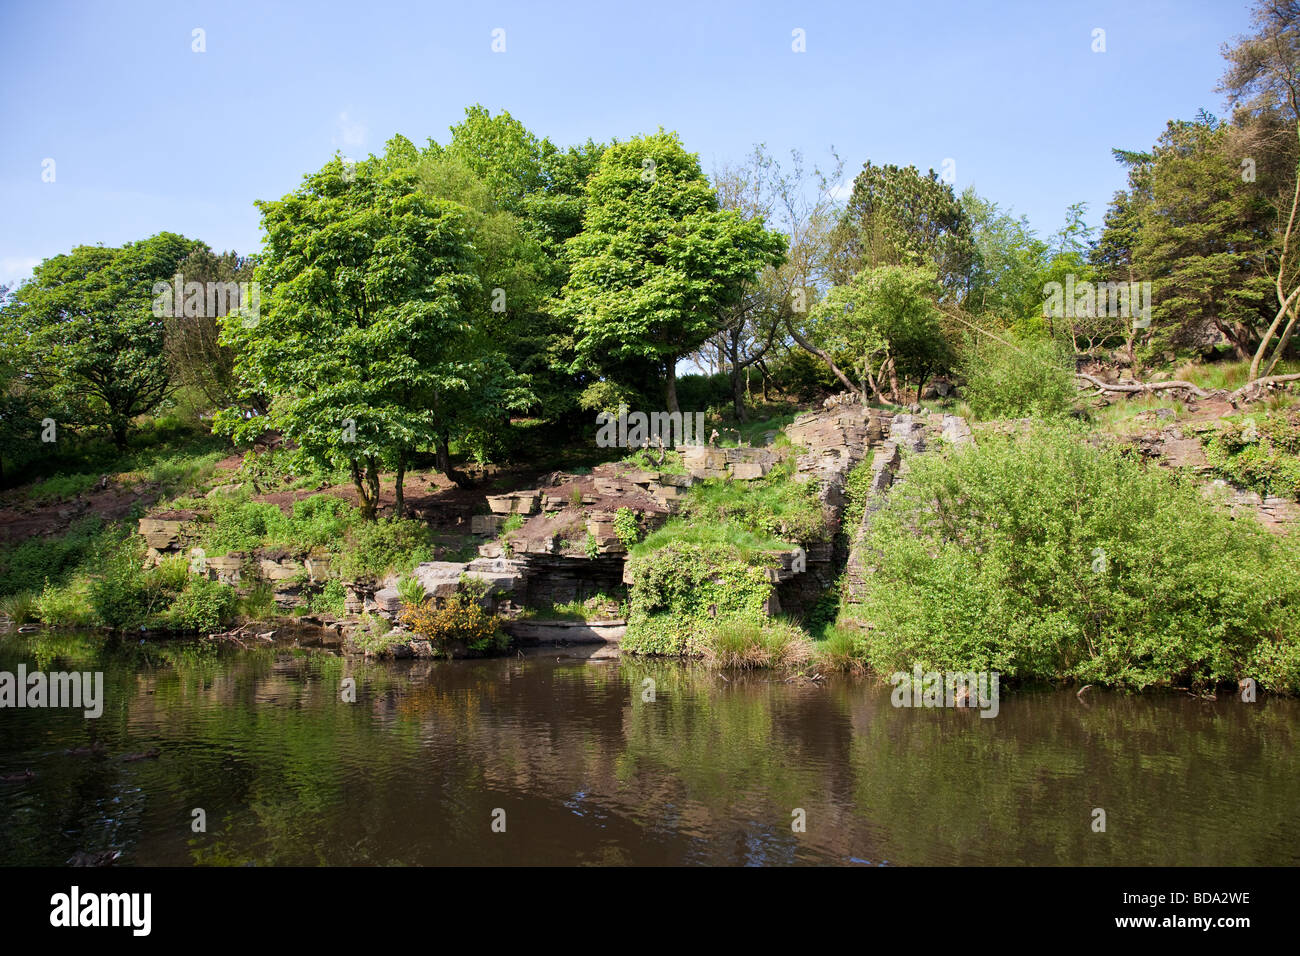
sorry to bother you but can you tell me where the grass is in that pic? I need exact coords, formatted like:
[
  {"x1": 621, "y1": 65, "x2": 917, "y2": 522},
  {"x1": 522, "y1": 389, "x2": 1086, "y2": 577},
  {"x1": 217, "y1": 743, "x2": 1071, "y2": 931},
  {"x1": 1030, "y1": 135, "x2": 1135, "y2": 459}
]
[
  {"x1": 1090, "y1": 395, "x2": 1188, "y2": 433},
  {"x1": 673, "y1": 468, "x2": 826, "y2": 546},
  {"x1": 720, "y1": 410, "x2": 799, "y2": 447},
  {"x1": 700, "y1": 617, "x2": 813, "y2": 669},
  {"x1": 0, "y1": 591, "x2": 38, "y2": 624},
  {"x1": 1172, "y1": 357, "x2": 1300, "y2": 392},
  {"x1": 518, "y1": 592, "x2": 625, "y2": 622},
  {"x1": 814, "y1": 623, "x2": 868, "y2": 674},
  {"x1": 619, "y1": 448, "x2": 687, "y2": 474},
  {"x1": 632, "y1": 519, "x2": 790, "y2": 560}
]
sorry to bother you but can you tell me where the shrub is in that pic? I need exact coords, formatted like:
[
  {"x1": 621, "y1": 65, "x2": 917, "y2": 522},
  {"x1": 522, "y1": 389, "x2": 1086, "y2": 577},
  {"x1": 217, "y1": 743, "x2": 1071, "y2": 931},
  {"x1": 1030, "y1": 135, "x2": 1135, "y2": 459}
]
[
  {"x1": 170, "y1": 576, "x2": 238, "y2": 632},
  {"x1": 89, "y1": 540, "x2": 166, "y2": 630},
  {"x1": 1204, "y1": 409, "x2": 1300, "y2": 500},
  {"x1": 289, "y1": 494, "x2": 358, "y2": 548},
  {"x1": 396, "y1": 574, "x2": 426, "y2": 607},
  {"x1": 351, "y1": 613, "x2": 403, "y2": 655},
  {"x1": 203, "y1": 499, "x2": 287, "y2": 554},
  {"x1": 961, "y1": 333, "x2": 1076, "y2": 421},
  {"x1": 401, "y1": 593, "x2": 506, "y2": 656},
  {"x1": 613, "y1": 507, "x2": 640, "y2": 549},
  {"x1": 309, "y1": 579, "x2": 348, "y2": 616},
  {"x1": 851, "y1": 424, "x2": 1300, "y2": 691},
  {"x1": 333, "y1": 516, "x2": 433, "y2": 580},
  {"x1": 623, "y1": 540, "x2": 776, "y2": 655},
  {"x1": 839, "y1": 453, "x2": 877, "y2": 543},
  {"x1": 34, "y1": 579, "x2": 94, "y2": 628}
]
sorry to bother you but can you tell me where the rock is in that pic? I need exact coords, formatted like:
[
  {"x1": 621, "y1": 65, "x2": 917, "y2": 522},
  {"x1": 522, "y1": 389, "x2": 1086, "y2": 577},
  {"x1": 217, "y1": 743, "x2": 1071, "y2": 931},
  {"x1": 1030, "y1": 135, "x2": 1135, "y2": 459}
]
[
  {"x1": 471, "y1": 514, "x2": 506, "y2": 535},
  {"x1": 486, "y1": 492, "x2": 539, "y2": 515},
  {"x1": 205, "y1": 483, "x2": 245, "y2": 498},
  {"x1": 888, "y1": 415, "x2": 926, "y2": 453},
  {"x1": 730, "y1": 462, "x2": 767, "y2": 480},
  {"x1": 940, "y1": 414, "x2": 974, "y2": 447}
]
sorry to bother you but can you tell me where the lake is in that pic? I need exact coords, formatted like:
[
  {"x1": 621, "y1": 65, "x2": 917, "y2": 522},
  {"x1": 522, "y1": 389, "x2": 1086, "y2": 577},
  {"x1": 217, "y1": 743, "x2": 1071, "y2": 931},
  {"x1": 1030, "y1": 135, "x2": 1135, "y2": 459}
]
[{"x1": 2, "y1": 631, "x2": 1297, "y2": 866}]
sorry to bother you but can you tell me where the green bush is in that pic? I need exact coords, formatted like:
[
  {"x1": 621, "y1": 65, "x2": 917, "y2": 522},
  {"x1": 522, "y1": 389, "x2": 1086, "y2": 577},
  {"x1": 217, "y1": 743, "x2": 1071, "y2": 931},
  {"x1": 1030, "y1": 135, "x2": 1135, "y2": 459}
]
[
  {"x1": 169, "y1": 576, "x2": 238, "y2": 632},
  {"x1": 850, "y1": 424, "x2": 1300, "y2": 691},
  {"x1": 89, "y1": 540, "x2": 165, "y2": 630},
  {"x1": 623, "y1": 541, "x2": 776, "y2": 655},
  {"x1": 613, "y1": 507, "x2": 640, "y2": 549},
  {"x1": 961, "y1": 333, "x2": 1076, "y2": 421},
  {"x1": 401, "y1": 591, "x2": 507, "y2": 656},
  {"x1": 203, "y1": 499, "x2": 288, "y2": 554},
  {"x1": 396, "y1": 574, "x2": 426, "y2": 607},
  {"x1": 0, "y1": 517, "x2": 105, "y2": 596},
  {"x1": 1204, "y1": 410, "x2": 1300, "y2": 500},
  {"x1": 34, "y1": 579, "x2": 95, "y2": 628},
  {"x1": 309, "y1": 578, "x2": 348, "y2": 616},
  {"x1": 333, "y1": 516, "x2": 433, "y2": 580}
]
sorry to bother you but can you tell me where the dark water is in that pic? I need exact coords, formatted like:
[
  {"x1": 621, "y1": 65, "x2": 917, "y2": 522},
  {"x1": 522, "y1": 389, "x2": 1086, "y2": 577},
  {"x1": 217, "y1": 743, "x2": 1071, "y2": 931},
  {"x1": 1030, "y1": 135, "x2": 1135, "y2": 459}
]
[{"x1": 1, "y1": 630, "x2": 1297, "y2": 866}]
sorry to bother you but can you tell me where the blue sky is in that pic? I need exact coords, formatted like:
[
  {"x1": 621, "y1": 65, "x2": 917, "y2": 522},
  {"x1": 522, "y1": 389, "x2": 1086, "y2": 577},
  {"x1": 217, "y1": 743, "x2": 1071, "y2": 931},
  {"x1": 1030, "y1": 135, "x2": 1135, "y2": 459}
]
[{"x1": 0, "y1": 0, "x2": 1257, "y2": 286}]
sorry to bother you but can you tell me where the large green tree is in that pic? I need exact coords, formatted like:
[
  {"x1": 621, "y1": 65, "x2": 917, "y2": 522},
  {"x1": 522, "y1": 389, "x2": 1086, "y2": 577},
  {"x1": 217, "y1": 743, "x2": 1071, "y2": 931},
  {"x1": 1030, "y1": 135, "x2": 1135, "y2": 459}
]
[
  {"x1": 217, "y1": 139, "x2": 530, "y2": 518},
  {"x1": 0, "y1": 232, "x2": 200, "y2": 449},
  {"x1": 804, "y1": 265, "x2": 951, "y2": 403},
  {"x1": 830, "y1": 161, "x2": 975, "y2": 296},
  {"x1": 1097, "y1": 116, "x2": 1274, "y2": 360},
  {"x1": 163, "y1": 246, "x2": 259, "y2": 411},
  {"x1": 559, "y1": 131, "x2": 786, "y2": 413}
]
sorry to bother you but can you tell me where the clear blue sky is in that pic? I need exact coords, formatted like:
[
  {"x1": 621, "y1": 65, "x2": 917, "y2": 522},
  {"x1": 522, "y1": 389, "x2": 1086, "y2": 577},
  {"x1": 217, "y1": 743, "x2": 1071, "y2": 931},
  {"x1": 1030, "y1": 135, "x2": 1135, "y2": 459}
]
[{"x1": 0, "y1": 0, "x2": 1256, "y2": 286}]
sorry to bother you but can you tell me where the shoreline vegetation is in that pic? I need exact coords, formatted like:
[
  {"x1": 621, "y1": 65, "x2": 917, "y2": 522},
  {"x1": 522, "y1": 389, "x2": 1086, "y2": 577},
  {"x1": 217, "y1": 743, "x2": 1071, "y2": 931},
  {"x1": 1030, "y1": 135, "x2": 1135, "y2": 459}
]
[{"x1": 6, "y1": 4, "x2": 1300, "y2": 697}]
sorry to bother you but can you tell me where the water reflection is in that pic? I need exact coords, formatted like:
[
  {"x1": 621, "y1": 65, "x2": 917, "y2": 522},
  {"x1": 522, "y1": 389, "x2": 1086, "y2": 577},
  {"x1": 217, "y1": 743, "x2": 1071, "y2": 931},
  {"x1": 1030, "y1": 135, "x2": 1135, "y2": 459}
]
[{"x1": 1, "y1": 632, "x2": 1297, "y2": 866}]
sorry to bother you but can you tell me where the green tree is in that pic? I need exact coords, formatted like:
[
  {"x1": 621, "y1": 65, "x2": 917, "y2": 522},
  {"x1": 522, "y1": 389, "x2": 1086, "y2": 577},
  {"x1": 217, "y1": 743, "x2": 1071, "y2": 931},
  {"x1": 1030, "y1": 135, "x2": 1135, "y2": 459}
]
[
  {"x1": 426, "y1": 106, "x2": 606, "y2": 422},
  {"x1": 559, "y1": 130, "x2": 786, "y2": 412},
  {"x1": 830, "y1": 161, "x2": 975, "y2": 296},
  {"x1": 1098, "y1": 116, "x2": 1274, "y2": 361},
  {"x1": 163, "y1": 247, "x2": 259, "y2": 411},
  {"x1": 805, "y1": 265, "x2": 950, "y2": 402},
  {"x1": 961, "y1": 188, "x2": 1050, "y2": 323},
  {"x1": 0, "y1": 233, "x2": 201, "y2": 449},
  {"x1": 217, "y1": 140, "x2": 530, "y2": 518}
]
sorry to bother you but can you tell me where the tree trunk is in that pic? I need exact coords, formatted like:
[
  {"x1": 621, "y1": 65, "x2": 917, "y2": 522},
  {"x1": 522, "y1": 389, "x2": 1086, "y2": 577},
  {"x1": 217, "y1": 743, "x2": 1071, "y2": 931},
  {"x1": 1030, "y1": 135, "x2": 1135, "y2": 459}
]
[
  {"x1": 111, "y1": 420, "x2": 129, "y2": 451},
  {"x1": 350, "y1": 459, "x2": 377, "y2": 521},
  {"x1": 435, "y1": 433, "x2": 451, "y2": 475},
  {"x1": 732, "y1": 363, "x2": 747, "y2": 423},
  {"x1": 365, "y1": 458, "x2": 381, "y2": 518},
  {"x1": 787, "y1": 323, "x2": 864, "y2": 400},
  {"x1": 885, "y1": 354, "x2": 901, "y2": 404},
  {"x1": 394, "y1": 451, "x2": 407, "y2": 519},
  {"x1": 665, "y1": 359, "x2": 680, "y2": 414},
  {"x1": 1265, "y1": 306, "x2": 1300, "y2": 377}
]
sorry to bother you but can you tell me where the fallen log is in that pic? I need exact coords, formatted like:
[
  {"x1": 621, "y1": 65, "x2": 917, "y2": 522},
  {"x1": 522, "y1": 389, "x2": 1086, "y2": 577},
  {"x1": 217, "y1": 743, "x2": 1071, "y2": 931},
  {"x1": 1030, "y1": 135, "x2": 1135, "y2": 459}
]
[
  {"x1": 1075, "y1": 373, "x2": 1210, "y2": 399},
  {"x1": 1228, "y1": 373, "x2": 1300, "y2": 406}
]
